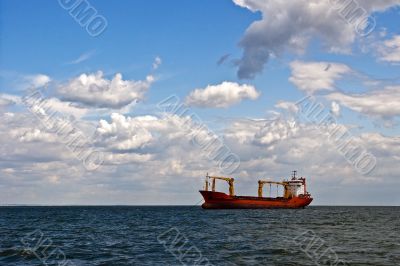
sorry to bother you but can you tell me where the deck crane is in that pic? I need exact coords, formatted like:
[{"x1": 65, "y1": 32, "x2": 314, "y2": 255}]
[
  {"x1": 257, "y1": 180, "x2": 287, "y2": 197},
  {"x1": 205, "y1": 174, "x2": 235, "y2": 196}
]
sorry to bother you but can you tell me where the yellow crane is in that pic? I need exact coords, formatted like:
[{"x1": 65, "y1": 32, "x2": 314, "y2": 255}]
[
  {"x1": 258, "y1": 180, "x2": 287, "y2": 198},
  {"x1": 205, "y1": 174, "x2": 235, "y2": 196}
]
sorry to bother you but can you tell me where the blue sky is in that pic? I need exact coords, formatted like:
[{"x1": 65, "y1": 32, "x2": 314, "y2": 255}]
[{"x1": 1, "y1": 0, "x2": 400, "y2": 205}]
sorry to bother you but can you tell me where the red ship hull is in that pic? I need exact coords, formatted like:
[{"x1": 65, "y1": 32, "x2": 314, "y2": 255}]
[{"x1": 200, "y1": 190, "x2": 313, "y2": 209}]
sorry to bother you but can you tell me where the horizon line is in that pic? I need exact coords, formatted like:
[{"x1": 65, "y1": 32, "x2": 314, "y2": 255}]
[{"x1": 1, "y1": 204, "x2": 399, "y2": 207}]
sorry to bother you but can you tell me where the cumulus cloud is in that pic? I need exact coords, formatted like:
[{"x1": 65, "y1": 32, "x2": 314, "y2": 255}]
[
  {"x1": 185, "y1": 81, "x2": 260, "y2": 108},
  {"x1": 289, "y1": 61, "x2": 352, "y2": 94},
  {"x1": 253, "y1": 119, "x2": 299, "y2": 146},
  {"x1": 58, "y1": 71, "x2": 154, "y2": 108},
  {"x1": 96, "y1": 113, "x2": 155, "y2": 151},
  {"x1": 233, "y1": 0, "x2": 400, "y2": 79},
  {"x1": 378, "y1": 35, "x2": 400, "y2": 63},
  {"x1": 274, "y1": 100, "x2": 299, "y2": 114},
  {"x1": 25, "y1": 74, "x2": 51, "y2": 88},
  {"x1": 18, "y1": 128, "x2": 58, "y2": 143},
  {"x1": 95, "y1": 112, "x2": 211, "y2": 155},
  {"x1": 29, "y1": 97, "x2": 89, "y2": 119},
  {"x1": 327, "y1": 85, "x2": 400, "y2": 120}
]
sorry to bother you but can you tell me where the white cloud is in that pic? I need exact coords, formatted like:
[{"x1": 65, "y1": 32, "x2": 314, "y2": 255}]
[
  {"x1": 378, "y1": 35, "x2": 400, "y2": 63},
  {"x1": 185, "y1": 81, "x2": 260, "y2": 108},
  {"x1": 34, "y1": 97, "x2": 89, "y2": 119},
  {"x1": 0, "y1": 98, "x2": 13, "y2": 108},
  {"x1": 0, "y1": 113, "x2": 81, "y2": 164},
  {"x1": 275, "y1": 100, "x2": 299, "y2": 114},
  {"x1": 0, "y1": 94, "x2": 18, "y2": 108},
  {"x1": 253, "y1": 118, "x2": 298, "y2": 146},
  {"x1": 68, "y1": 50, "x2": 96, "y2": 64},
  {"x1": 233, "y1": 0, "x2": 400, "y2": 79},
  {"x1": 18, "y1": 128, "x2": 58, "y2": 143},
  {"x1": 152, "y1": 56, "x2": 162, "y2": 70},
  {"x1": 58, "y1": 71, "x2": 154, "y2": 108},
  {"x1": 25, "y1": 74, "x2": 51, "y2": 88},
  {"x1": 95, "y1": 112, "x2": 208, "y2": 154},
  {"x1": 327, "y1": 86, "x2": 400, "y2": 119},
  {"x1": 97, "y1": 113, "x2": 155, "y2": 151},
  {"x1": 331, "y1": 101, "x2": 341, "y2": 117},
  {"x1": 289, "y1": 61, "x2": 351, "y2": 94},
  {"x1": 288, "y1": 60, "x2": 400, "y2": 122},
  {"x1": 0, "y1": 72, "x2": 51, "y2": 92}
]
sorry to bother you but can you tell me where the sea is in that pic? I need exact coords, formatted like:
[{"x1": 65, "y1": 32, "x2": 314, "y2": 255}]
[{"x1": 0, "y1": 206, "x2": 399, "y2": 265}]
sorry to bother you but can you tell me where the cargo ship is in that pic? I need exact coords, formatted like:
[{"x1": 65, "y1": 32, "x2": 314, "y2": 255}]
[{"x1": 199, "y1": 171, "x2": 312, "y2": 209}]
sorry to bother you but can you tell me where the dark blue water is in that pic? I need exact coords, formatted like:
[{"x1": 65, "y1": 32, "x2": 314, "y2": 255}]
[{"x1": 0, "y1": 206, "x2": 399, "y2": 265}]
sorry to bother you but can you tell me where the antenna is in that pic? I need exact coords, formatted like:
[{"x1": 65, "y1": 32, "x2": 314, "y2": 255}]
[{"x1": 292, "y1": 170, "x2": 297, "y2": 180}]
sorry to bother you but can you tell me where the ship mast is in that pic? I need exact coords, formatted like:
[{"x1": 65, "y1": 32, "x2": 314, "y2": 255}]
[{"x1": 291, "y1": 170, "x2": 297, "y2": 180}]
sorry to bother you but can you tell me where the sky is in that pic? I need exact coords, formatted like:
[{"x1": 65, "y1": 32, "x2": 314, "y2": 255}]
[{"x1": 1, "y1": 0, "x2": 400, "y2": 205}]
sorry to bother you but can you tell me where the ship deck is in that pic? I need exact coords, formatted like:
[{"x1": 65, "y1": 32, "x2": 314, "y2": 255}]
[{"x1": 233, "y1": 196, "x2": 289, "y2": 201}]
